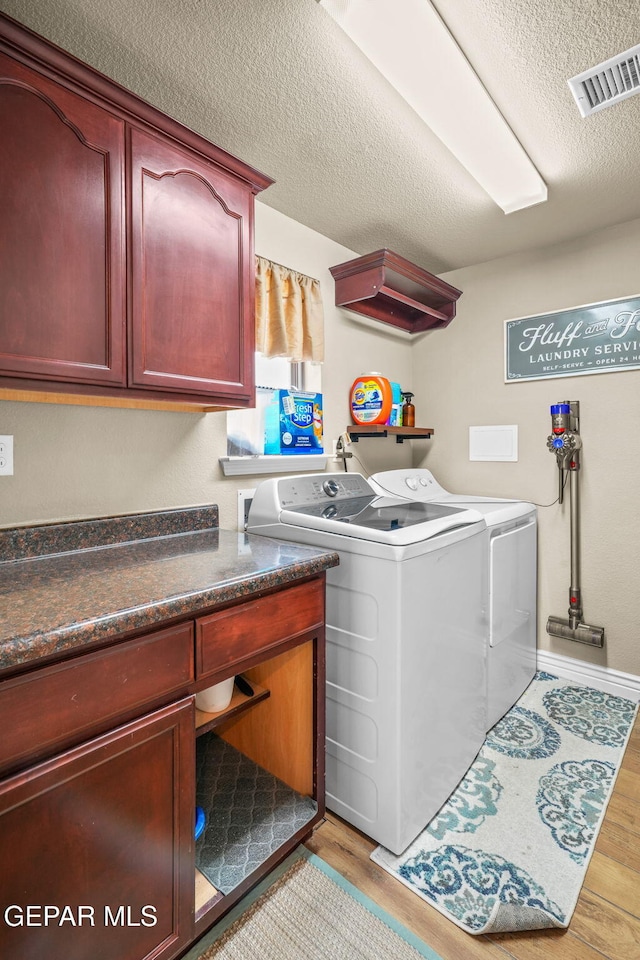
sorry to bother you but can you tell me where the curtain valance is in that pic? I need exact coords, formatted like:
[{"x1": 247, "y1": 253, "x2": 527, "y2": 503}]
[{"x1": 255, "y1": 256, "x2": 324, "y2": 362}]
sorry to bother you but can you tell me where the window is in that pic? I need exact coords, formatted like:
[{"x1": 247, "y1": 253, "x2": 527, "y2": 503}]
[
  {"x1": 226, "y1": 354, "x2": 322, "y2": 457},
  {"x1": 223, "y1": 256, "x2": 325, "y2": 472}
]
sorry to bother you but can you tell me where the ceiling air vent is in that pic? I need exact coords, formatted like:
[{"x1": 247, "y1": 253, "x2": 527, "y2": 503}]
[{"x1": 569, "y1": 43, "x2": 640, "y2": 117}]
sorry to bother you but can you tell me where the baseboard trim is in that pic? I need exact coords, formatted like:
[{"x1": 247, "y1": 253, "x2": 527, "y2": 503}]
[{"x1": 537, "y1": 649, "x2": 640, "y2": 703}]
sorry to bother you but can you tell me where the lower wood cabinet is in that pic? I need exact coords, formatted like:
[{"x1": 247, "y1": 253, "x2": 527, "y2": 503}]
[
  {"x1": 0, "y1": 698, "x2": 195, "y2": 960},
  {"x1": 0, "y1": 574, "x2": 327, "y2": 960}
]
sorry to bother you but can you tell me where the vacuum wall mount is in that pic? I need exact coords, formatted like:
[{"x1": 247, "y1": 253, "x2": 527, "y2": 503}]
[{"x1": 546, "y1": 401, "x2": 605, "y2": 647}]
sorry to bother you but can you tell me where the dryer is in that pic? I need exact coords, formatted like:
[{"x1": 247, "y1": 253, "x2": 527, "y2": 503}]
[
  {"x1": 247, "y1": 472, "x2": 487, "y2": 854},
  {"x1": 371, "y1": 468, "x2": 537, "y2": 730}
]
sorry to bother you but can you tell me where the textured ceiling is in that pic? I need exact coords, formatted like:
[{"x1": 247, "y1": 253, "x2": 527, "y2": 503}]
[{"x1": 2, "y1": 0, "x2": 640, "y2": 273}]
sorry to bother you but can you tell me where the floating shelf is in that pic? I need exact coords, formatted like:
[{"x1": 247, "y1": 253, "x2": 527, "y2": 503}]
[
  {"x1": 329, "y1": 249, "x2": 462, "y2": 333},
  {"x1": 195, "y1": 677, "x2": 270, "y2": 737},
  {"x1": 347, "y1": 424, "x2": 434, "y2": 444}
]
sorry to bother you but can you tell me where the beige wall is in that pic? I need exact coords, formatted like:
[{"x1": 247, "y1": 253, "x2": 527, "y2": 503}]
[
  {"x1": 2, "y1": 1, "x2": 638, "y2": 678},
  {"x1": 412, "y1": 217, "x2": 640, "y2": 677},
  {"x1": 0, "y1": 201, "x2": 414, "y2": 531},
  {"x1": 3, "y1": 199, "x2": 638, "y2": 680}
]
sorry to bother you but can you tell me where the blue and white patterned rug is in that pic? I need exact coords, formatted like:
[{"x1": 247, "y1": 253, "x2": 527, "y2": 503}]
[{"x1": 371, "y1": 672, "x2": 638, "y2": 934}]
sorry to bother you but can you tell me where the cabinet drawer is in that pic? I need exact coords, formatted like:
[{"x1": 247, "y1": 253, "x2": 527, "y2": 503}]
[
  {"x1": 196, "y1": 579, "x2": 324, "y2": 680},
  {"x1": 0, "y1": 622, "x2": 194, "y2": 775}
]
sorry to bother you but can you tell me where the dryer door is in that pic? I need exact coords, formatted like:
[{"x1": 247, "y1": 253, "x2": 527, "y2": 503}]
[{"x1": 489, "y1": 518, "x2": 537, "y2": 648}]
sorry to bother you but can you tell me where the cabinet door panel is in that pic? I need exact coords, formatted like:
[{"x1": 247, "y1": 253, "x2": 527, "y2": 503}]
[
  {"x1": 0, "y1": 53, "x2": 126, "y2": 385},
  {"x1": 130, "y1": 128, "x2": 254, "y2": 401},
  {"x1": 0, "y1": 698, "x2": 194, "y2": 960}
]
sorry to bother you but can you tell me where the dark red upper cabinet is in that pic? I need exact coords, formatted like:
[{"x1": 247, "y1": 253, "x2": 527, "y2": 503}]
[
  {"x1": 129, "y1": 129, "x2": 253, "y2": 401},
  {"x1": 330, "y1": 249, "x2": 462, "y2": 333},
  {"x1": 0, "y1": 50, "x2": 126, "y2": 386},
  {"x1": 0, "y1": 13, "x2": 272, "y2": 408}
]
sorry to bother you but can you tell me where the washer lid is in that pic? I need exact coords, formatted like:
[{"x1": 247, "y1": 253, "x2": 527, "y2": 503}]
[
  {"x1": 280, "y1": 496, "x2": 484, "y2": 546},
  {"x1": 253, "y1": 473, "x2": 485, "y2": 546}
]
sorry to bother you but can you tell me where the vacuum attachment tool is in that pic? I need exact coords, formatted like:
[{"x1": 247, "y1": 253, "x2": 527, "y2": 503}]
[
  {"x1": 546, "y1": 401, "x2": 604, "y2": 648},
  {"x1": 547, "y1": 615, "x2": 605, "y2": 647}
]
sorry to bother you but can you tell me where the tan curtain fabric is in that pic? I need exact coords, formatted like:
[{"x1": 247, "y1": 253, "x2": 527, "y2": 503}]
[{"x1": 255, "y1": 256, "x2": 324, "y2": 362}]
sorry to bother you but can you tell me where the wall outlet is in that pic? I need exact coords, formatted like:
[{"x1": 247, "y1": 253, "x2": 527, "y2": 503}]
[
  {"x1": 0, "y1": 435, "x2": 14, "y2": 476},
  {"x1": 237, "y1": 488, "x2": 256, "y2": 531}
]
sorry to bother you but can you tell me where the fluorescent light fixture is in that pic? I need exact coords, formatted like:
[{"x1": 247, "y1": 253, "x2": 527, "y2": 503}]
[{"x1": 318, "y1": 0, "x2": 547, "y2": 213}]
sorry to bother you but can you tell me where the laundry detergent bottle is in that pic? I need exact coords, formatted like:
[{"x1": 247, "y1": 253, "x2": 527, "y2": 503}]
[
  {"x1": 350, "y1": 374, "x2": 392, "y2": 425},
  {"x1": 389, "y1": 381, "x2": 403, "y2": 426}
]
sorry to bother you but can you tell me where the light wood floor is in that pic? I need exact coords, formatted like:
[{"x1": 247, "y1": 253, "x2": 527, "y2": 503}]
[{"x1": 306, "y1": 711, "x2": 640, "y2": 960}]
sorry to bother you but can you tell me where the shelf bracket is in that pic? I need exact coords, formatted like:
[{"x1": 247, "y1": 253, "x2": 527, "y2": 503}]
[{"x1": 347, "y1": 425, "x2": 434, "y2": 443}]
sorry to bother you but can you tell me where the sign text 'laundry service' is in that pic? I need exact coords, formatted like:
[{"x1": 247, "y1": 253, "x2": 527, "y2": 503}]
[{"x1": 505, "y1": 295, "x2": 640, "y2": 382}]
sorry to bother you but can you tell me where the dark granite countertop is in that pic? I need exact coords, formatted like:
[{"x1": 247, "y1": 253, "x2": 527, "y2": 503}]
[{"x1": 0, "y1": 506, "x2": 339, "y2": 676}]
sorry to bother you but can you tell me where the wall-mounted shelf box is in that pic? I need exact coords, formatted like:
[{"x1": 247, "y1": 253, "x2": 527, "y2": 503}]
[
  {"x1": 347, "y1": 425, "x2": 434, "y2": 444},
  {"x1": 329, "y1": 249, "x2": 462, "y2": 333}
]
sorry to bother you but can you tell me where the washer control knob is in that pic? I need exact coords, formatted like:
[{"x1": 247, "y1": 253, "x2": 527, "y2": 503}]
[
  {"x1": 323, "y1": 478, "x2": 340, "y2": 498},
  {"x1": 405, "y1": 477, "x2": 419, "y2": 491}
]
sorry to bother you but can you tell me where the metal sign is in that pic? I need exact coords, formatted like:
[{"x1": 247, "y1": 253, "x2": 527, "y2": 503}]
[{"x1": 505, "y1": 294, "x2": 640, "y2": 382}]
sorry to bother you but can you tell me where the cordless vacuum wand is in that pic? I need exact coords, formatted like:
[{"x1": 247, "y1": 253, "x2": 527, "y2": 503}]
[{"x1": 546, "y1": 401, "x2": 605, "y2": 647}]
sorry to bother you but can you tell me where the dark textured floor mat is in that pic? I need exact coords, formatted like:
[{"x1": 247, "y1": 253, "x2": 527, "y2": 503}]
[{"x1": 195, "y1": 733, "x2": 318, "y2": 894}]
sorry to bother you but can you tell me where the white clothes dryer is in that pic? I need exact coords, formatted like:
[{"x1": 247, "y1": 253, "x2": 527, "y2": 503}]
[
  {"x1": 247, "y1": 472, "x2": 488, "y2": 854},
  {"x1": 370, "y1": 469, "x2": 537, "y2": 730}
]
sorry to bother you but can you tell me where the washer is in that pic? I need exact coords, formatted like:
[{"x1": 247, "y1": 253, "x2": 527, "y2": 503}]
[
  {"x1": 370, "y1": 468, "x2": 537, "y2": 730},
  {"x1": 247, "y1": 472, "x2": 488, "y2": 854}
]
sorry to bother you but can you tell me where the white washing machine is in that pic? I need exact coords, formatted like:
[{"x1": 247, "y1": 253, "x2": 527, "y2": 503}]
[
  {"x1": 247, "y1": 472, "x2": 488, "y2": 854},
  {"x1": 371, "y1": 469, "x2": 537, "y2": 730}
]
